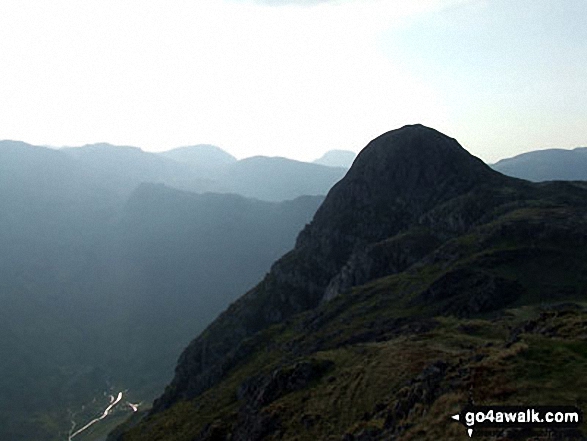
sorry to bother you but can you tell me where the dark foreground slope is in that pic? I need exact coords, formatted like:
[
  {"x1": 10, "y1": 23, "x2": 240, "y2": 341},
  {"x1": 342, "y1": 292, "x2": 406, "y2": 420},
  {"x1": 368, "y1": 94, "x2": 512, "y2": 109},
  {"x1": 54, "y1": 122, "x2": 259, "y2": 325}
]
[{"x1": 112, "y1": 125, "x2": 587, "y2": 440}]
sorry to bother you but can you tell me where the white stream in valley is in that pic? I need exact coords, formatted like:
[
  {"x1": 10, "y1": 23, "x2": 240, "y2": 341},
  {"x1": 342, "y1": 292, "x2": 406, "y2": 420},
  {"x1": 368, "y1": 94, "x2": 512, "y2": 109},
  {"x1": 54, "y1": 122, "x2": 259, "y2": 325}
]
[{"x1": 67, "y1": 391, "x2": 124, "y2": 440}]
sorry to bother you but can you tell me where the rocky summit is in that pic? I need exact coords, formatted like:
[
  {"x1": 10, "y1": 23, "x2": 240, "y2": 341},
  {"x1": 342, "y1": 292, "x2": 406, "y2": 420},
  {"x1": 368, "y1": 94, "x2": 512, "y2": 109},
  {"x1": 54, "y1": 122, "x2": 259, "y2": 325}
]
[{"x1": 111, "y1": 125, "x2": 587, "y2": 440}]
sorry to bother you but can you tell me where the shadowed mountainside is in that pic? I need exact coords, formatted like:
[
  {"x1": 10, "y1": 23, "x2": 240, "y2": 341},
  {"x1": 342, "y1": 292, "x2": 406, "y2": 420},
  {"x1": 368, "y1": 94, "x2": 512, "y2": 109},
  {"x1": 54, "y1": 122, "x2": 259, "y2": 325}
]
[
  {"x1": 0, "y1": 141, "x2": 326, "y2": 440},
  {"x1": 112, "y1": 125, "x2": 587, "y2": 440}
]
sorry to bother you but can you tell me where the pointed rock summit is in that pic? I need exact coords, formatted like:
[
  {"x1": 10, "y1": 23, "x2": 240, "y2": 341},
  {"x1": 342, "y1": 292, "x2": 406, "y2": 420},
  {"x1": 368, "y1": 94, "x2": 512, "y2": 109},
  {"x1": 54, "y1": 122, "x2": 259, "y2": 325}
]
[
  {"x1": 312, "y1": 124, "x2": 499, "y2": 231},
  {"x1": 331, "y1": 124, "x2": 495, "y2": 197},
  {"x1": 296, "y1": 124, "x2": 504, "y2": 271},
  {"x1": 151, "y1": 125, "x2": 512, "y2": 412}
]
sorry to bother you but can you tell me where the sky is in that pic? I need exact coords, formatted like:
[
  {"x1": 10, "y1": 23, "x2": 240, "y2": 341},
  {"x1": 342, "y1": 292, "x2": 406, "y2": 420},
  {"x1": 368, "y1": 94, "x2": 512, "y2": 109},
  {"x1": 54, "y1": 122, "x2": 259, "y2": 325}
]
[{"x1": 0, "y1": 0, "x2": 585, "y2": 163}]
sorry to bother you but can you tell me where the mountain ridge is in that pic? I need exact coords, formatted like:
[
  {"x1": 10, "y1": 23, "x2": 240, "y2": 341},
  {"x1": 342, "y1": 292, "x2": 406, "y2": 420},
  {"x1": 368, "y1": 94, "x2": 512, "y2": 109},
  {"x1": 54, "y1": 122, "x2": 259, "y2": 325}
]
[
  {"x1": 159, "y1": 144, "x2": 237, "y2": 173},
  {"x1": 1, "y1": 139, "x2": 349, "y2": 202},
  {"x1": 492, "y1": 146, "x2": 587, "y2": 182}
]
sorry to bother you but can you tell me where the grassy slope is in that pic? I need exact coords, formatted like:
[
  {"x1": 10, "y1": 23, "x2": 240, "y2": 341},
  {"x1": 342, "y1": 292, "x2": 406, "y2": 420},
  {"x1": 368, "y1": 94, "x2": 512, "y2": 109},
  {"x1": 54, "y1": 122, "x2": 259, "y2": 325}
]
[
  {"x1": 119, "y1": 308, "x2": 587, "y2": 440},
  {"x1": 116, "y1": 204, "x2": 587, "y2": 440}
]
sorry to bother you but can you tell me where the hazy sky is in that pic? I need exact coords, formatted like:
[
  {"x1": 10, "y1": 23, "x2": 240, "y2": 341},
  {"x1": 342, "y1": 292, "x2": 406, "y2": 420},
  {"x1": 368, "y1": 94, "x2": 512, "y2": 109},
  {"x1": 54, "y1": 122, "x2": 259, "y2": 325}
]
[{"x1": 1, "y1": 0, "x2": 585, "y2": 162}]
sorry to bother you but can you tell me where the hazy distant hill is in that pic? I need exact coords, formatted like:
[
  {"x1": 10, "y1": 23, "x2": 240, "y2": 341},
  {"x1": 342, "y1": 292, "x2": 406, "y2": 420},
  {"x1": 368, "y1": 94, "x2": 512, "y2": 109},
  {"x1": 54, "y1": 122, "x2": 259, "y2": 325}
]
[
  {"x1": 313, "y1": 149, "x2": 356, "y2": 168},
  {"x1": 0, "y1": 140, "x2": 327, "y2": 441},
  {"x1": 221, "y1": 156, "x2": 347, "y2": 201},
  {"x1": 108, "y1": 184, "x2": 324, "y2": 392},
  {"x1": 158, "y1": 144, "x2": 237, "y2": 176},
  {"x1": 492, "y1": 147, "x2": 587, "y2": 181},
  {"x1": 61, "y1": 142, "x2": 347, "y2": 202},
  {"x1": 62, "y1": 143, "x2": 219, "y2": 195},
  {"x1": 160, "y1": 148, "x2": 349, "y2": 201}
]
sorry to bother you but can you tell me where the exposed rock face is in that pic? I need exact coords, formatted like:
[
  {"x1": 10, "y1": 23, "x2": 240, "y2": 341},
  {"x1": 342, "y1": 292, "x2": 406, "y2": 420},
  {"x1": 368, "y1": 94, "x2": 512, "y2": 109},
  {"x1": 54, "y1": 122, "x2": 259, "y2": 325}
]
[
  {"x1": 150, "y1": 125, "x2": 518, "y2": 413},
  {"x1": 237, "y1": 359, "x2": 334, "y2": 409},
  {"x1": 186, "y1": 359, "x2": 334, "y2": 441},
  {"x1": 295, "y1": 124, "x2": 501, "y2": 274},
  {"x1": 323, "y1": 229, "x2": 442, "y2": 301}
]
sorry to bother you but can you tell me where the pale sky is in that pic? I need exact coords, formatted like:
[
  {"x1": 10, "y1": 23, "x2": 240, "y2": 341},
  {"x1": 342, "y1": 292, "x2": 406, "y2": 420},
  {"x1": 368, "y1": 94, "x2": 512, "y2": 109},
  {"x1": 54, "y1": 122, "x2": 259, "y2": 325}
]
[{"x1": 0, "y1": 0, "x2": 585, "y2": 162}]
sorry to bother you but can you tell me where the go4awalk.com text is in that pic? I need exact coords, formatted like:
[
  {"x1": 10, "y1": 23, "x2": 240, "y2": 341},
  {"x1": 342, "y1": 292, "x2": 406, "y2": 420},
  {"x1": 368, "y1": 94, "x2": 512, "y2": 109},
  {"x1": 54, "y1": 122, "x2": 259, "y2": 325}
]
[{"x1": 451, "y1": 405, "x2": 582, "y2": 437}]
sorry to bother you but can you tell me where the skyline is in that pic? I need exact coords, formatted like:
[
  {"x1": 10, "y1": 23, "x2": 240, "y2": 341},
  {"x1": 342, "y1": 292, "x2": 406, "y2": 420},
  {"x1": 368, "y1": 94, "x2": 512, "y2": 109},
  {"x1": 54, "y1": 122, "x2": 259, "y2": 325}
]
[
  {"x1": 3, "y1": 133, "x2": 587, "y2": 167},
  {"x1": 1, "y1": 0, "x2": 586, "y2": 163}
]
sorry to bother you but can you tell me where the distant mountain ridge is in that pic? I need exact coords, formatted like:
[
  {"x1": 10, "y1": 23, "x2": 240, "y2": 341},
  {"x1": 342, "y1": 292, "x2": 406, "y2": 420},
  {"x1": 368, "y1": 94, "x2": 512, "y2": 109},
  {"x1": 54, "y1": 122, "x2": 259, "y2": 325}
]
[
  {"x1": 61, "y1": 142, "x2": 219, "y2": 196},
  {"x1": 313, "y1": 149, "x2": 356, "y2": 168},
  {"x1": 0, "y1": 140, "x2": 329, "y2": 440},
  {"x1": 7, "y1": 139, "x2": 587, "y2": 193},
  {"x1": 160, "y1": 144, "x2": 237, "y2": 165},
  {"x1": 220, "y1": 156, "x2": 347, "y2": 201},
  {"x1": 2, "y1": 140, "x2": 346, "y2": 202},
  {"x1": 112, "y1": 125, "x2": 587, "y2": 440},
  {"x1": 492, "y1": 146, "x2": 587, "y2": 181},
  {"x1": 159, "y1": 144, "x2": 237, "y2": 178}
]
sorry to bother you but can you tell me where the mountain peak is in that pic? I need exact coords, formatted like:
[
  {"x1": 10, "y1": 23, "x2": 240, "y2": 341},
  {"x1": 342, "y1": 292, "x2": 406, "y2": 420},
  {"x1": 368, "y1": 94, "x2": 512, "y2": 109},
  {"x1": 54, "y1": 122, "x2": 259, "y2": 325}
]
[
  {"x1": 160, "y1": 144, "x2": 236, "y2": 168},
  {"x1": 301, "y1": 125, "x2": 502, "y2": 249},
  {"x1": 349, "y1": 124, "x2": 493, "y2": 190}
]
